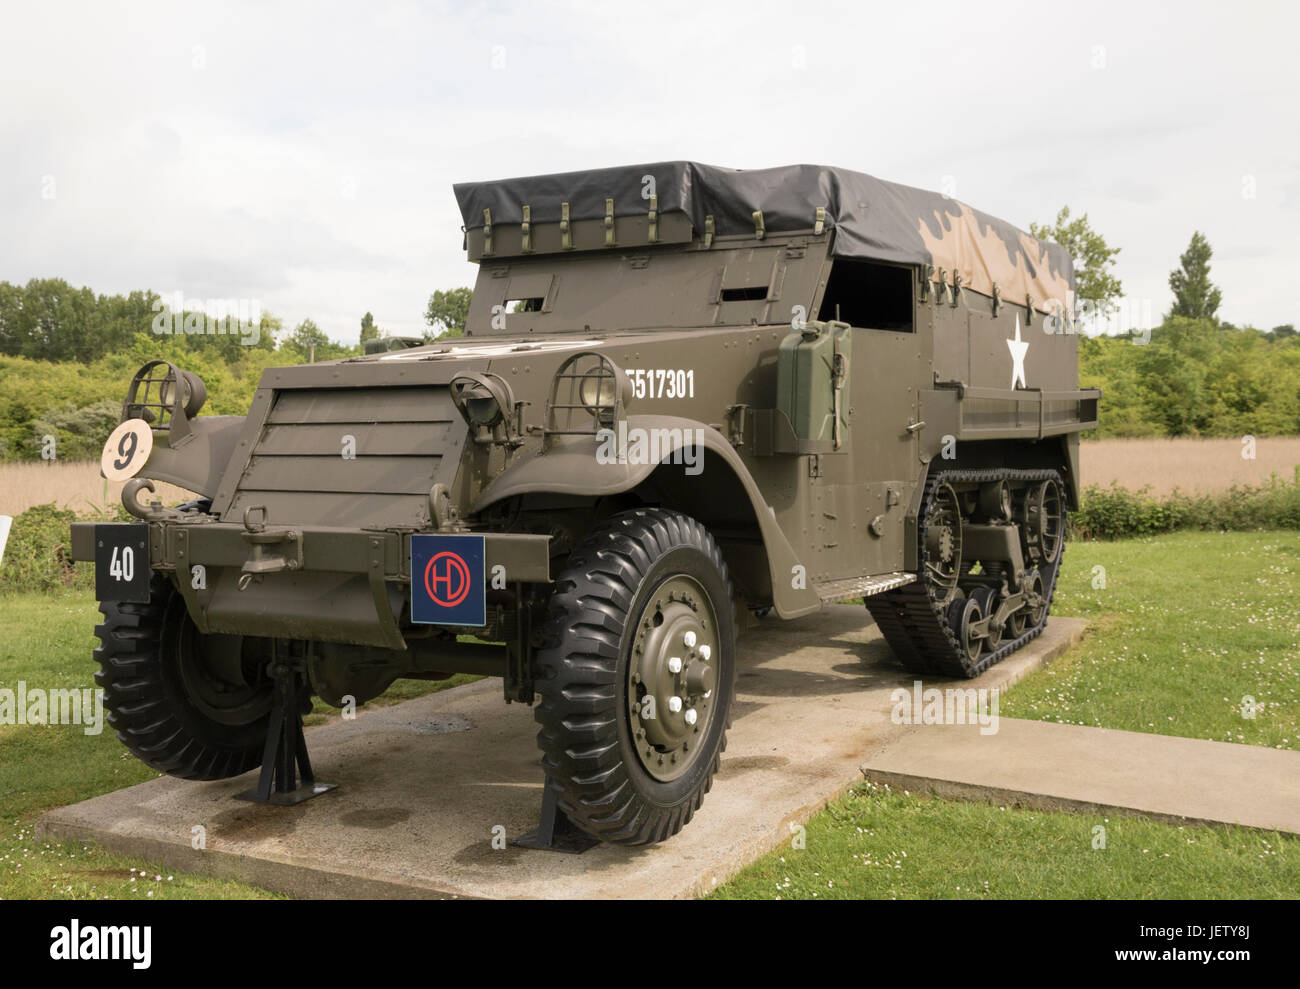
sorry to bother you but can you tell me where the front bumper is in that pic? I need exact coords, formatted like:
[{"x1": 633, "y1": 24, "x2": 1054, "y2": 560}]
[{"x1": 70, "y1": 519, "x2": 551, "y2": 650}]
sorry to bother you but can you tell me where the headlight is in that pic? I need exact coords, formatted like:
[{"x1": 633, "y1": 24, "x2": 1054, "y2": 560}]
[
  {"x1": 160, "y1": 369, "x2": 206, "y2": 417},
  {"x1": 450, "y1": 373, "x2": 512, "y2": 430},
  {"x1": 578, "y1": 370, "x2": 618, "y2": 412},
  {"x1": 159, "y1": 373, "x2": 188, "y2": 410},
  {"x1": 464, "y1": 385, "x2": 504, "y2": 427}
]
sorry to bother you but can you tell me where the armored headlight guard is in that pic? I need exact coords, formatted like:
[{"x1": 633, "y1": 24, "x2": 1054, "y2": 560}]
[
  {"x1": 544, "y1": 352, "x2": 631, "y2": 448},
  {"x1": 122, "y1": 360, "x2": 207, "y2": 446}
]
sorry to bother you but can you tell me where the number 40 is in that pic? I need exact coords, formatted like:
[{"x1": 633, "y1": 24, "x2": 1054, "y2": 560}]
[{"x1": 110, "y1": 545, "x2": 135, "y2": 582}]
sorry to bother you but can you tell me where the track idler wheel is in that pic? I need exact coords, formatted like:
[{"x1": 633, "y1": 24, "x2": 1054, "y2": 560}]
[{"x1": 1022, "y1": 478, "x2": 1064, "y2": 566}]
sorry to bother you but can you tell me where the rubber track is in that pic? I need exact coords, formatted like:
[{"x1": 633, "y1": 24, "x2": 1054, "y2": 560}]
[{"x1": 865, "y1": 468, "x2": 1065, "y2": 678}]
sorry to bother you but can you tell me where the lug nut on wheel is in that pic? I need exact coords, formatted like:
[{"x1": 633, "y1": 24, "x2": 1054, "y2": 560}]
[
  {"x1": 667, "y1": 656, "x2": 682, "y2": 674},
  {"x1": 667, "y1": 696, "x2": 683, "y2": 714},
  {"x1": 698, "y1": 644, "x2": 711, "y2": 660},
  {"x1": 684, "y1": 709, "x2": 697, "y2": 726},
  {"x1": 684, "y1": 630, "x2": 697, "y2": 648}
]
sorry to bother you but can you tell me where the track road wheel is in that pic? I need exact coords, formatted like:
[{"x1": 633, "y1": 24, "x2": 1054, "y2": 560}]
[
  {"x1": 1025, "y1": 570, "x2": 1048, "y2": 628},
  {"x1": 534, "y1": 508, "x2": 737, "y2": 845},
  {"x1": 95, "y1": 572, "x2": 274, "y2": 779},
  {"x1": 949, "y1": 595, "x2": 984, "y2": 669},
  {"x1": 1006, "y1": 598, "x2": 1029, "y2": 639},
  {"x1": 970, "y1": 587, "x2": 1003, "y2": 652}
]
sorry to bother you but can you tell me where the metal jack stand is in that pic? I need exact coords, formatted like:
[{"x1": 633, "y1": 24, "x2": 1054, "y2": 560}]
[
  {"x1": 236, "y1": 650, "x2": 336, "y2": 806},
  {"x1": 511, "y1": 781, "x2": 599, "y2": 854}
]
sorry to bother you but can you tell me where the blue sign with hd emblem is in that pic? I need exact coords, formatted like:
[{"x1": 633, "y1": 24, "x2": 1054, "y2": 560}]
[{"x1": 410, "y1": 533, "x2": 486, "y2": 626}]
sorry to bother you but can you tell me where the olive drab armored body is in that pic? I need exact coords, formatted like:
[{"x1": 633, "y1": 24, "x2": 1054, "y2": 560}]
[{"x1": 72, "y1": 162, "x2": 1099, "y2": 845}]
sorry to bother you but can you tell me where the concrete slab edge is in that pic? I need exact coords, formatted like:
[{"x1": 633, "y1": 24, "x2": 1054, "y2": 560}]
[
  {"x1": 859, "y1": 771, "x2": 1293, "y2": 837},
  {"x1": 681, "y1": 780, "x2": 861, "y2": 899},
  {"x1": 33, "y1": 818, "x2": 470, "y2": 900}
]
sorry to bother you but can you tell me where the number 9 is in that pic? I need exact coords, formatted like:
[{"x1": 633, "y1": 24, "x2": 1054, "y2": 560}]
[
  {"x1": 113, "y1": 430, "x2": 138, "y2": 471},
  {"x1": 101, "y1": 419, "x2": 153, "y2": 482}
]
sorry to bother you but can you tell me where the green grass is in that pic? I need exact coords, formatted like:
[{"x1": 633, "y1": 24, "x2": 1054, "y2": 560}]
[
  {"x1": 5, "y1": 531, "x2": 1297, "y2": 900},
  {"x1": 0, "y1": 589, "x2": 470, "y2": 899},
  {"x1": 711, "y1": 780, "x2": 1299, "y2": 900},
  {"x1": 715, "y1": 529, "x2": 1300, "y2": 899},
  {"x1": 1004, "y1": 531, "x2": 1299, "y2": 749}
]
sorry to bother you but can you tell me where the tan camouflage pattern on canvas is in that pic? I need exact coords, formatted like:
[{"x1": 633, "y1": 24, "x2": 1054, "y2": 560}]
[{"x1": 916, "y1": 201, "x2": 1074, "y2": 314}]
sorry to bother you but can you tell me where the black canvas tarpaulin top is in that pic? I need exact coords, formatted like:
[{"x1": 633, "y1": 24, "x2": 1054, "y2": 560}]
[{"x1": 453, "y1": 161, "x2": 1075, "y2": 313}]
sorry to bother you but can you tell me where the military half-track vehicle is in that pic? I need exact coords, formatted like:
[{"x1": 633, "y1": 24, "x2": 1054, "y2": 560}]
[{"x1": 72, "y1": 162, "x2": 1099, "y2": 846}]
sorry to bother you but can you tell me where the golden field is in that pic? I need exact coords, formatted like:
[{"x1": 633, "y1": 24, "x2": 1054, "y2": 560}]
[
  {"x1": 1079, "y1": 436, "x2": 1300, "y2": 496},
  {"x1": 1, "y1": 436, "x2": 1297, "y2": 518},
  {"x1": 0, "y1": 460, "x2": 196, "y2": 517}
]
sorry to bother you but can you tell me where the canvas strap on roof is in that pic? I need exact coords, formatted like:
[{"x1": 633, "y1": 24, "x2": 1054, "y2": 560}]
[{"x1": 453, "y1": 161, "x2": 1075, "y2": 313}]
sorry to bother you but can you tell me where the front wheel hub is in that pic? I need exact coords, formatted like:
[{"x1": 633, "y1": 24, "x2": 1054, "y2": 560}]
[
  {"x1": 175, "y1": 626, "x2": 273, "y2": 726},
  {"x1": 628, "y1": 575, "x2": 718, "y2": 782}
]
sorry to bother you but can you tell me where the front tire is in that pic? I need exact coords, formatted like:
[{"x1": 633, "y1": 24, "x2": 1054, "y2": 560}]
[
  {"x1": 534, "y1": 508, "x2": 737, "y2": 845},
  {"x1": 94, "y1": 572, "x2": 273, "y2": 779}
]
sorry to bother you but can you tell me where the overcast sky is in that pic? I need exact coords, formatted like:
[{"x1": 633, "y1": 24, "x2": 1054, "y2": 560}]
[{"x1": 3, "y1": 0, "x2": 1296, "y2": 341}]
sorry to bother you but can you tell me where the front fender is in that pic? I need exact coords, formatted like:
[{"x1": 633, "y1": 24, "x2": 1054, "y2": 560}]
[
  {"x1": 473, "y1": 415, "x2": 821, "y2": 619},
  {"x1": 136, "y1": 415, "x2": 245, "y2": 499}
]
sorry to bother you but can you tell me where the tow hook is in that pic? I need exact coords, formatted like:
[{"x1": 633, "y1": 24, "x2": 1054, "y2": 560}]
[{"x1": 237, "y1": 505, "x2": 303, "y2": 590}]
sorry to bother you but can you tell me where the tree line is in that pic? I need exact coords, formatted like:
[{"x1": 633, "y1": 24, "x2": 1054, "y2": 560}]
[
  {"x1": 0, "y1": 219, "x2": 1295, "y2": 462},
  {"x1": 1029, "y1": 213, "x2": 1298, "y2": 436},
  {"x1": 0, "y1": 280, "x2": 413, "y2": 365}
]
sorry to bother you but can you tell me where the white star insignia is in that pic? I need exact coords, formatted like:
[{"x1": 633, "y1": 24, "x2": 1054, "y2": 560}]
[{"x1": 1007, "y1": 315, "x2": 1029, "y2": 390}]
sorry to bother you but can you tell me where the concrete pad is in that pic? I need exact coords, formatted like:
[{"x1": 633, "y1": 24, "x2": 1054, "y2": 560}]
[
  {"x1": 37, "y1": 608, "x2": 1087, "y2": 899},
  {"x1": 863, "y1": 719, "x2": 1300, "y2": 834}
]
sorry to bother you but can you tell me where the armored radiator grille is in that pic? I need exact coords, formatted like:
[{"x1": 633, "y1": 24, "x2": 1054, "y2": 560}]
[{"x1": 223, "y1": 386, "x2": 465, "y2": 529}]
